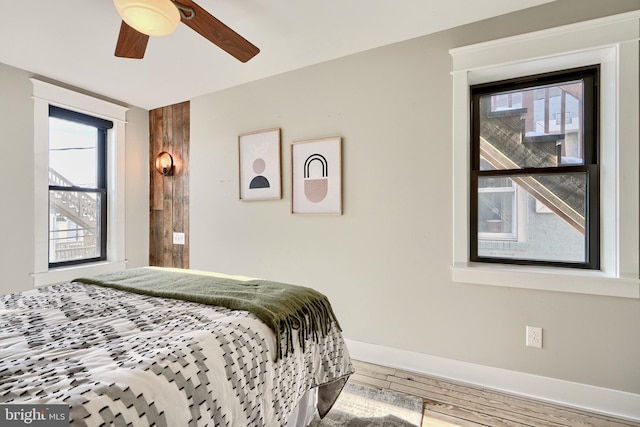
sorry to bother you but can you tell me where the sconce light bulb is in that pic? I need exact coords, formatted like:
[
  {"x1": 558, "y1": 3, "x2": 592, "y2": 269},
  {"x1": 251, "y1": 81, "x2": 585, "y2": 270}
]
[{"x1": 155, "y1": 151, "x2": 174, "y2": 176}]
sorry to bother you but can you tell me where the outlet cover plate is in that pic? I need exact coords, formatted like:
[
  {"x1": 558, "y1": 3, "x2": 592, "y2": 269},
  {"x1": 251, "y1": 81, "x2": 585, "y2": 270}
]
[
  {"x1": 173, "y1": 232, "x2": 185, "y2": 245},
  {"x1": 526, "y1": 326, "x2": 543, "y2": 348}
]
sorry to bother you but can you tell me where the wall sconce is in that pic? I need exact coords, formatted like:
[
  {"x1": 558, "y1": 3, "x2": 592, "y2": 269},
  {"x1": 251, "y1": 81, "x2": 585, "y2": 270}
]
[{"x1": 155, "y1": 151, "x2": 174, "y2": 176}]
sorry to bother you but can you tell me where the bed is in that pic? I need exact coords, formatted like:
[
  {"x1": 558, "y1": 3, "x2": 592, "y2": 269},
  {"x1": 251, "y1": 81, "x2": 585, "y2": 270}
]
[{"x1": 0, "y1": 267, "x2": 354, "y2": 426}]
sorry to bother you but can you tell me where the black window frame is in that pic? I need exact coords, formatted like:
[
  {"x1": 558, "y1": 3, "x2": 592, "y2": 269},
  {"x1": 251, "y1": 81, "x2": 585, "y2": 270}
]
[
  {"x1": 469, "y1": 66, "x2": 600, "y2": 270},
  {"x1": 48, "y1": 105, "x2": 112, "y2": 268}
]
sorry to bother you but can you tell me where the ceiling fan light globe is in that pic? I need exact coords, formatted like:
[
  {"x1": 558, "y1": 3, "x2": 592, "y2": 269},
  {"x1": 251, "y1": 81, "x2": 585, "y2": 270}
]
[{"x1": 114, "y1": 0, "x2": 180, "y2": 37}]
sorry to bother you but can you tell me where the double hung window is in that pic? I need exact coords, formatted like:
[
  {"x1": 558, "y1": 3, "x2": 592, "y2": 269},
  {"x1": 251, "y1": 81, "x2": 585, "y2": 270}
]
[
  {"x1": 48, "y1": 106, "x2": 112, "y2": 267},
  {"x1": 32, "y1": 79, "x2": 128, "y2": 287},
  {"x1": 470, "y1": 67, "x2": 599, "y2": 269},
  {"x1": 450, "y1": 11, "x2": 639, "y2": 297}
]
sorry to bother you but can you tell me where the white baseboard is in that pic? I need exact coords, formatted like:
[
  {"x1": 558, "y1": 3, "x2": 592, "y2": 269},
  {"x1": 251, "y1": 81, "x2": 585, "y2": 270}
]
[{"x1": 345, "y1": 339, "x2": 640, "y2": 422}]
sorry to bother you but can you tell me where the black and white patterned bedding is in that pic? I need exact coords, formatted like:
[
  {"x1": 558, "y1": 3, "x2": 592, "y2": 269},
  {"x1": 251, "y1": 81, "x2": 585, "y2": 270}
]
[{"x1": 0, "y1": 282, "x2": 353, "y2": 426}]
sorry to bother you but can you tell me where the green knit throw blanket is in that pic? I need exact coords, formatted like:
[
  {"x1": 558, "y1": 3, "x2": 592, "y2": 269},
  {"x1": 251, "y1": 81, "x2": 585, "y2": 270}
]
[{"x1": 74, "y1": 267, "x2": 341, "y2": 360}]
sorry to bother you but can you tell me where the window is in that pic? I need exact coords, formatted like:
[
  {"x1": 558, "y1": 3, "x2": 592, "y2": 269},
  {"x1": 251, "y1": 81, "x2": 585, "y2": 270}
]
[
  {"x1": 470, "y1": 67, "x2": 599, "y2": 269},
  {"x1": 32, "y1": 79, "x2": 128, "y2": 287},
  {"x1": 477, "y1": 174, "x2": 517, "y2": 240},
  {"x1": 48, "y1": 106, "x2": 112, "y2": 267},
  {"x1": 450, "y1": 11, "x2": 640, "y2": 298}
]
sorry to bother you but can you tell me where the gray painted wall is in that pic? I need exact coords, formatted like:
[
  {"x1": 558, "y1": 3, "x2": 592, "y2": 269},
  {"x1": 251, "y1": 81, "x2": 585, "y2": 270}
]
[
  {"x1": 0, "y1": 63, "x2": 150, "y2": 294},
  {"x1": 0, "y1": 63, "x2": 35, "y2": 295},
  {"x1": 189, "y1": 0, "x2": 640, "y2": 395}
]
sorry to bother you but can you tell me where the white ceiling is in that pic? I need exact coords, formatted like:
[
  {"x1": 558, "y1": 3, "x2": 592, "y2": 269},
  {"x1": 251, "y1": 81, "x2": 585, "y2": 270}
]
[{"x1": 0, "y1": 0, "x2": 556, "y2": 110}]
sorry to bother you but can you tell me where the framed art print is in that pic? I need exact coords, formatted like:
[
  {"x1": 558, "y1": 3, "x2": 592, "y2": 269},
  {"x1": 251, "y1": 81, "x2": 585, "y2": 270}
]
[
  {"x1": 291, "y1": 136, "x2": 342, "y2": 214},
  {"x1": 239, "y1": 128, "x2": 281, "y2": 200}
]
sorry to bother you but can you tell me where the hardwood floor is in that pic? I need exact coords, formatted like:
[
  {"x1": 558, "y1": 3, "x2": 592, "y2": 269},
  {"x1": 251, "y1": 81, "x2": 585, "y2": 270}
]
[{"x1": 349, "y1": 360, "x2": 639, "y2": 427}]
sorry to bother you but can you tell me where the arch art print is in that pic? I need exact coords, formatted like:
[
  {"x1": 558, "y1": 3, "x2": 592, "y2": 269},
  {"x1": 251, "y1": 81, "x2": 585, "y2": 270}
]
[
  {"x1": 238, "y1": 128, "x2": 282, "y2": 200},
  {"x1": 291, "y1": 136, "x2": 342, "y2": 214}
]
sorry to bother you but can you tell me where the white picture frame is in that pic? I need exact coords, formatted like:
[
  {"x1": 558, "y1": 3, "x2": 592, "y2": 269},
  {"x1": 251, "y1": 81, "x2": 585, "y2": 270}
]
[{"x1": 238, "y1": 128, "x2": 282, "y2": 200}]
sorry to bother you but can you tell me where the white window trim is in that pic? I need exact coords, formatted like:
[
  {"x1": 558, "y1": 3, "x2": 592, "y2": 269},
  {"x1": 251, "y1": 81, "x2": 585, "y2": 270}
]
[
  {"x1": 31, "y1": 79, "x2": 128, "y2": 286},
  {"x1": 450, "y1": 11, "x2": 640, "y2": 298}
]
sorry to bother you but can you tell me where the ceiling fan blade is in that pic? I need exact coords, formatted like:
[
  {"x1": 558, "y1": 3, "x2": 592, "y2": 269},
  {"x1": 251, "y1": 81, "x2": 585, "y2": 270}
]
[
  {"x1": 115, "y1": 21, "x2": 149, "y2": 59},
  {"x1": 177, "y1": 0, "x2": 259, "y2": 62}
]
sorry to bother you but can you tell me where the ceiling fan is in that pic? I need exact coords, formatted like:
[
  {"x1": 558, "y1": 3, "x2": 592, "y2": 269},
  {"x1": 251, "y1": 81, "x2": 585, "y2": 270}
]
[{"x1": 113, "y1": 0, "x2": 259, "y2": 62}]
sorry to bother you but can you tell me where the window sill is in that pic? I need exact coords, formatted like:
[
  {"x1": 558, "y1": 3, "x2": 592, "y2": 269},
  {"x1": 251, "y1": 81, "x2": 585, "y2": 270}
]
[
  {"x1": 451, "y1": 262, "x2": 639, "y2": 299},
  {"x1": 32, "y1": 260, "x2": 127, "y2": 288}
]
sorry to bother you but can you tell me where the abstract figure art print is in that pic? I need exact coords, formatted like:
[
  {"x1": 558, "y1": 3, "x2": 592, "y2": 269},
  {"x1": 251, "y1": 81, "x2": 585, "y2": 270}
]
[{"x1": 239, "y1": 128, "x2": 282, "y2": 200}]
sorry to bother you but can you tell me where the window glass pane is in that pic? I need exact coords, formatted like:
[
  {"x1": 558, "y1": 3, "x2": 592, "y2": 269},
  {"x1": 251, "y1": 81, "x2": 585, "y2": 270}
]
[
  {"x1": 477, "y1": 172, "x2": 587, "y2": 263},
  {"x1": 49, "y1": 117, "x2": 98, "y2": 188},
  {"x1": 49, "y1": 190, "x2": 101, "y2": 263},
  {"x1": 479, "y1": 79, "x2": 584, "y2": 170}
]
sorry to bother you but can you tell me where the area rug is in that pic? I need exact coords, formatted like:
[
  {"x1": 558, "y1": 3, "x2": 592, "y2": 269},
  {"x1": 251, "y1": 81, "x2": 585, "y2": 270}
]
[{"x1": 308, "y1": 381, "x2": 423, "y2": 427}]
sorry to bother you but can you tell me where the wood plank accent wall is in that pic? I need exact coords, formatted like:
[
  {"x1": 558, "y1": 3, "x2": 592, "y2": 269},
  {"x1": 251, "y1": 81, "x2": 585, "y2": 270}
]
[{"x1": 149, "y1": 101, "x2": 190, "y2": 268}]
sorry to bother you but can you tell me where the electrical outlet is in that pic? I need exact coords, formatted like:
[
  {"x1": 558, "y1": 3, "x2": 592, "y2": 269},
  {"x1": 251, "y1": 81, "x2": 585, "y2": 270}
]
[
  {"x1": 173, "y1": 232, "x2": 185, "y2": 245},
  {"x1": 526, "y1": 326, "x2": 543, "y2": 348}
]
